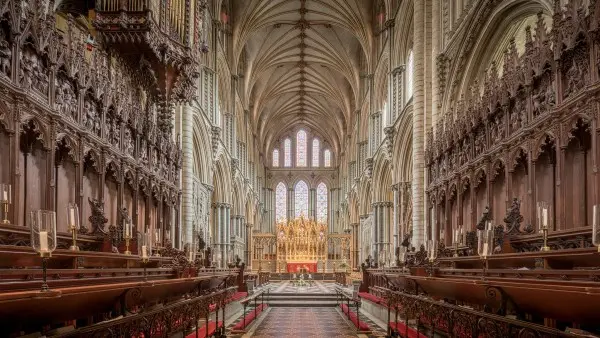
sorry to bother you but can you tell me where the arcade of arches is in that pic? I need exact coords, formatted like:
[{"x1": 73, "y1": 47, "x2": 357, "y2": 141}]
[{"x1": 0, "y1": 0, "x2": 600, "y2": 337}]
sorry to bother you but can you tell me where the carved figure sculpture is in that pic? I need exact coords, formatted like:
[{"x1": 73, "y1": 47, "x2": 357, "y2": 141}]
[
  {"x1": 504, "y1": 198, "x2": 524, "y2": 235},
  {"x1": 88, "y1": 198, "x2": 108, "y2": 235}
]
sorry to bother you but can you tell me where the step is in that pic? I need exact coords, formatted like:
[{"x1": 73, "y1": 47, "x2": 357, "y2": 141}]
[{"x1": 267, "y1": 300, "x2": 339, "y2": 307}]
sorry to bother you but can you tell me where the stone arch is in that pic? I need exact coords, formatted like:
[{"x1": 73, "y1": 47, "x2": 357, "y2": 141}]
[
  {"x1": 448, "y1": 0, "x2": 553, "y2": 107},
  {"x1": 212, "y1": 153, "x2": 232, "y2": 204},
  {"x1": 392, "y1": 0, "x2": 414, "y2": 66},
  {"x1": 392, "y1": 105, "x2": 413, "y2": 183},
  {"x1": 358, "y1": 179, "x2": 373, "y2": 215},
  {"x1": 192, "y1": 114, "x2": 213, "y2": 184},
  {"x1": 372, "y1": 152, "x2": 393, "y2": 202}
]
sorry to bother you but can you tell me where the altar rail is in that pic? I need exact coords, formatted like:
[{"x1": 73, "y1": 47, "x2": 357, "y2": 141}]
[{"x1": 373, "y1": 286, "x2": 577, "y2": 338}]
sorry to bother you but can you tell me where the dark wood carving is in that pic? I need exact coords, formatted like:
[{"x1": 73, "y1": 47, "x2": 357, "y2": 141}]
[{"x1": 88, "y1": 198, "x2": 108, "y2": 235}]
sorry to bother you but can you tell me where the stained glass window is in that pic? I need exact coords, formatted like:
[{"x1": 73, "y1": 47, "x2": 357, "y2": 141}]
[
  {"x1": 272, "y1": 149, "x2": 279, "y2": 167},
  {"x1": 284, "y1": 138, "x2": 292, "y2": 167},
  {"x1": 324, "y1": 149, "x2": 331, "y2": 167},
  {"x1": 275, "y1": 182, "x2": 287, "y2": 223},
  {"x1": 312, "y1": 139, "x2": 320, "y2": 167},
  {"x1": 294, "y1": 180, "x2": 309, "y2": 218},
  {"x1": 296, "y1": 130, "x2": 307, "y2": 167},
  {"x1": 316, "y1": 182, "x2": 328, "y2": 224},
  {"x1": 407, "y1": 50, "x2": 414, "y2": 99}
]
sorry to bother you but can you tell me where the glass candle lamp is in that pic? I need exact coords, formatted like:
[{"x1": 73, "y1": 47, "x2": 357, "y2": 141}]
[
  {"x1": 29, "y1": 210, "x2": 57, "y2": 292},
  {"x1": 0, "y1": 183, "x2": 11, "y2": 224},
  {"x1": 67, "y1": 203, "x2": 80, "y2": 251},
  {"x1": 138, "y1": 231, "x2": 152, "y2": 281},
  {"x1": 477, "y1": 229, "x2": 494, "y2": 280}
]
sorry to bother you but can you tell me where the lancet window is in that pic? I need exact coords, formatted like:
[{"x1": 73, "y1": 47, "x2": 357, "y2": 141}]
[
  {"x1": 312, "y1": 139, "x2": 320, "y2": 167},
  {"x1": 275, "y1": 182, "x2": 287, "y2": 222},
  {"x1": 296, "y1": 130, "x2": 307, "y2": 167},
  {"x1": 284, "y1": 138, "x2": 292, "y2": 167},
  {"x1": 316, "y1": 182, "x2": 328, "y2": 223},
  {"x1": 272, "y1": 149, "x2": 279, "y2": 167},
  {"x1": 294, "y1": 180, "x2": 309, "y2": 217}
]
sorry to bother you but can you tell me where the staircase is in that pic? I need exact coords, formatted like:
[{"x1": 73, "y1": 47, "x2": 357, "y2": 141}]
[{"x1": 261, "y1": 282, "x2": 341, "y2": 307}]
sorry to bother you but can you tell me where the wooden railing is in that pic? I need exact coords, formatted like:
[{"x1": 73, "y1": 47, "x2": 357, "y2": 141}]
[
  {"x1": 55, "y1": 286, "x2": 237, "y2": 337},
  {"x1": 374, "y1": 286, "x2": 578, "y2": 338}
]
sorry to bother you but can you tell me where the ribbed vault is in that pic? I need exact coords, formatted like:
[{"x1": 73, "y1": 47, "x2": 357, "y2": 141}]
[{"x1": 233, "y1": 0, "x2": 372, "y2": 159}]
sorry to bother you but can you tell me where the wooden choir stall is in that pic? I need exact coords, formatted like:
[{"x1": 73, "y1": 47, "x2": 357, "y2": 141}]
[{"x1": 358, "y1": 4, "x2": 600, "y2": 338}]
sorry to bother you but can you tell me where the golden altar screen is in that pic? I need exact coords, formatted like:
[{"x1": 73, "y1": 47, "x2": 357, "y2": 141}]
[{"x1": 276, "y1": 216, "x2": 327, "y2": 262}]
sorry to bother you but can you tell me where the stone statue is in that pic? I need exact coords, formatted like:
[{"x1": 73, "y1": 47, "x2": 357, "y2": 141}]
[
  {"x1": 0, "y1": 36, "x2": 11, "y2": 76},
  {"x1": 504, "y1": 198, "x2": 524, "y2": 235},
  {"x1": 88, "y1": 198, "x2": 108, "y2": 235}
]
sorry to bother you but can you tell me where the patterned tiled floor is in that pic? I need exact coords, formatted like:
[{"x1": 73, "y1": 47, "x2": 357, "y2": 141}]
[
  {"x1": 270, "y1": 281, "x2": 336, "y2": 293},
  {"x1": 250, "y1": 307, "x2": 359, "y2": 337}
]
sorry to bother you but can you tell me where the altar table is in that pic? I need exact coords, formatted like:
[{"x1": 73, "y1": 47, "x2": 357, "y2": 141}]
[{"x1": 287, "y1": 262, "x2": 318, "y2": 273}]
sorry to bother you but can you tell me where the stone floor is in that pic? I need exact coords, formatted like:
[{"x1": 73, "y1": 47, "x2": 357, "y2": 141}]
[
  {"x1": 249, "y1": 307, "x2": 359, "y2": 337},
  {"x1": 229, "y1": 282, "x2": 388, "y2": 337}
]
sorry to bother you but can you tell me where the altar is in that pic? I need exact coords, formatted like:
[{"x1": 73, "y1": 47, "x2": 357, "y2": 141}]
[{"x1": 286, "y1": 262, "x2": 318, "y2": 273}]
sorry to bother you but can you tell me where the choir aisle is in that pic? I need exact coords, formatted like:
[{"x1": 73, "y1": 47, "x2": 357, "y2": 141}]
[
  {"x1": 228, "y1": 281, "x2": 388, "y2": 337},
  {"x1": 248, "y1": 307, "x2": 359, "y2": 337}
]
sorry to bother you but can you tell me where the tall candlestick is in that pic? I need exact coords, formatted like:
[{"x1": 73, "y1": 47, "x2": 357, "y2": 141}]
[{"x1": 39, "y1": 231, "x2": 49, "y2": 252}]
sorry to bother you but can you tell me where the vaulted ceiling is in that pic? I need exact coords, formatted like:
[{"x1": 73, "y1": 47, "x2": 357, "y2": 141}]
[{"x1": 231, "y1": 0, "x2": 375, "y2": 159}]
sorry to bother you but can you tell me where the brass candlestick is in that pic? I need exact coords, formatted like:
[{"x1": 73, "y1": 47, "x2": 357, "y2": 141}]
[
  {"x1": 1, "y1": 201, "x2": 9, "y2": 224},
  {"x1": 124, "y1": 236, "x2": 132, "y2": 255},
  {"x1": 123, "y1": 222, "x2": 132, "y2": 255},
  {"x1": 69, "y1": 226, "x2": 79, "y2": 251},
  {"x1": 1, "y1": 183, "x2": 11, "y2": 224},
  {"x1": 541, "y1": 226, "x2": 550, "y2": 251}
]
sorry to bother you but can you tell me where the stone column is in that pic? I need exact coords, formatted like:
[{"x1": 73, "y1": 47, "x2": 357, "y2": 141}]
[
  {"x1": 392, "y1": 184, "x2": 399, "y2": 252},
  {"x1": 225, "y1": 205, "x2": 231, "y2": 263},
  {"x1": 412, "y1": 0, "x2": 427, "y2": 247},
  {"x1": 383, "y1": 202, "x2": 392, "y2": 261},
  {"x1": 181, "y1": 105, "x2": 195, "y2": 246},
  {"x1": 246, "y1": 223, "x2": 253, "y2": 269},
  {"x1": 372, "y1": 203, "x2": 379, "y2": 262},
  {"x1": 351, "y1": 223, "x2": 359, "y2": 268},
  {"x1": 218, "y1": 203, "x2": 225, "y2": 267}
]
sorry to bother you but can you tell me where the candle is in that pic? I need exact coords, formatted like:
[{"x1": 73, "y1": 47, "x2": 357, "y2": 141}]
[
  {"x1": 482, "y1": 243, "x2": 489, "y2": 257},
  {"x1": 155, "y1": 231, "x2": 160, "y2": 243},
  {"x1": 125, "y1": 223, "x2": 130, "y2": 237},
  {"x1": 542, "y1": 208, "x2": 548, "y2": 229},
  {"x1": 2, "y1": 190, "x2": 7, "y2": 202},
  {"x1": 39, "y1": 231, "x2": 49, "y2": 252},
  {"x1": 188, "y1": 251, "x2": 193, "y2": 262},
  {"x1": 594, "y1": 205, "x2": 598, "y2": 227},
  {"x1": 69, "y1": 208, "x2": 76, "y2": 227},
  {"x1": 141, "y1": 245, "x2": 147, "y2": 258}
]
